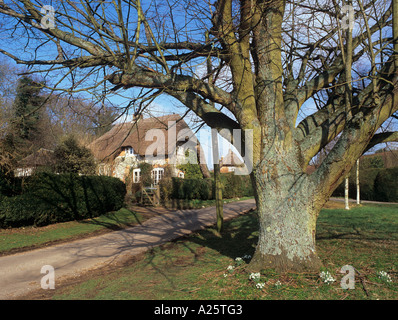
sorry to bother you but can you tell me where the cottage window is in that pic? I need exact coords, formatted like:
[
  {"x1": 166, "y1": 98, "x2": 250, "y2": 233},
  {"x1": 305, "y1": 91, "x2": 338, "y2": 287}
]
[
  {"x1": 151, "y1": 168, "x2": 164, "y2": 185},
  {"x1": 125, "y1": 147, "x2": 134, "y2": 156},
  {"x1": 133, "y1": 168, "x2": 141, "y2": 183}
]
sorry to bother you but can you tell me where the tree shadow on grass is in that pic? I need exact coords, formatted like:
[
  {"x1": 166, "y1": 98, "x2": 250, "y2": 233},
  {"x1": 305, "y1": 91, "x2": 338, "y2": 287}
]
[
  {"x1": 133, "y1": 210, "x2": 259, "y2": 293},
  {"x1": 131, "y1": 204, "x2": 397, "y2": 295},
  {"x1": 76, "y1": 209, "x2": 144, "y2": 232},
  {"x1": 316, "y1": 220, "x2": 398, "y2": 242},
  {"x1": 179, "y1": 210, "x2": 259, "y2": 263}
]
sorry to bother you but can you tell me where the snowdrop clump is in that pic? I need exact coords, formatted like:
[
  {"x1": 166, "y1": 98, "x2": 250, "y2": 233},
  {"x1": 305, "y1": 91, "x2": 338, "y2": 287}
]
[
  {"x1": 255, "y1": 282, "x2": 265, "y2": 289},
  {"x1": 223, "y1": 254, "x2": 252, "y2": 278},
  {"x1": 377, "y1": 271, "x2": 392, "y2": 283},
  {"x1": 223, "y1": 265, "x2": 234, "y2": 278},
  {"x1": 234, "y1": 255, "x2": 252, "y2": 266},
  {"x1": 227, "y1": 265, "x2": 235, "y2": 273},
  {"x1": 235, "y1": 257, "x2": 244, "y2": 266},
  {"x1": 249, "y1": 272, "x2": 261, "y2": 283},
  {"x1": 223, "y1": 255, "x2": 266, "y2": 290},
  {"x1": 249, "y1": 272, "x2": 265, "y2": 289},
  {"x1": 319, "y1": 271, "x2": 336, "y2": 285}
]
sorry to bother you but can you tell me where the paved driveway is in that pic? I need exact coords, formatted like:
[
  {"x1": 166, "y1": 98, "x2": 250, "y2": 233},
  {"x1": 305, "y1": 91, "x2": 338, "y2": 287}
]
[{"x1": 0, "y1": 199, "x2": 256, "y2": 299}]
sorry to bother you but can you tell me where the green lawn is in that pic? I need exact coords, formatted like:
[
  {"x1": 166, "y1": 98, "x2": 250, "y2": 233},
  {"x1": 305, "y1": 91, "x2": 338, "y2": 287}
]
[
  {"x1": 162, "y1": 196, "x2": 254, "y2": 210},
  {"x1": 24, "y1": 201, "x2": 397, "y2": 300}
]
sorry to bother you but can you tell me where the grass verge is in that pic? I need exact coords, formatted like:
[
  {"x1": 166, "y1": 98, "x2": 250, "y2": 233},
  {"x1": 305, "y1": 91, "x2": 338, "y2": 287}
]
[
  {"x1": 0, "y1": 208, "x2": 145, "y2": 255},
  {"x1": 161, "y1": 196, "x2": 254, "y2": 210},
  {"x1": 22, "y1": 201, "x2": 397, "y2": 300},
  {"x1": 0, "y1": 197, "x2": 252, "y2": 255}
]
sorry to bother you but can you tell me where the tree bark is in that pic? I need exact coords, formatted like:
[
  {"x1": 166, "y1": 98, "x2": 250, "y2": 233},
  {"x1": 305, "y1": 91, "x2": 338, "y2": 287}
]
[
  {"x1": 356, "y1": 159, "x2": 360, "y2": 205},
  {"x1": 345, "y1": 177, "x2": 350, "y2": 210},
  {"x1": 247, "y1": 150, "x2": 324, "y2": 273},
  {"x1": 214, "y1": 162, "x2": 223, "y2": 234},
  {"x1": 196, "y1": 145, "x2": 211, "y2": 179},
  {"x1": 211, "y1": 129, "x2": 223, "y2": 234}
]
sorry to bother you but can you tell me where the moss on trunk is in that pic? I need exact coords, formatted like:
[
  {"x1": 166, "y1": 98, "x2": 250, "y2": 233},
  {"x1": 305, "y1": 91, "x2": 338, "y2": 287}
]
[{"x1": 247, "y1": 153, "x2": 325, "y2": 273}]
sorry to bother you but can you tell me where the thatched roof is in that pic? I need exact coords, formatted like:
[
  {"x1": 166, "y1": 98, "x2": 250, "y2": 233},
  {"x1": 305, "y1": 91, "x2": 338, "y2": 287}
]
[
  {"x1": 19, "y1": 148, "x2": 55, "y2": 168},
  {"x1": 221, "y1": 149, "x2": 244, "y2": 167},
  {"x1": 88, "y1": 114, "x2": 198, "y2": 162}
]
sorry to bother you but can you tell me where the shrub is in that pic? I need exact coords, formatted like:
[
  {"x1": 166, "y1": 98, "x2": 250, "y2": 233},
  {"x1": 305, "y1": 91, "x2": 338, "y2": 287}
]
[
  {"x1": 0, "y1": 167, "x2": 24, "y2": 197},
  {"x1": 0, "y1": 172, "x2": 126, "y2": 228},
  {"x1": 138, "y1": 162, "x2": 153, "y2": 188},
  {"x1": 0, "y1": 194, "x2": 37, "y2": 227},
  {"x1": 171, "y1": 177, "x2": 184, "y2": 199},
  {"x1": 355, "y1": 169, "x2": 380, "y2": 201},
  {"x1": 159, "y1": 165, "x2": 173, "y2": 202},
  {"x1": 177, "y1": 163, "x2": 203, "y2": 179},
  {"x1": 220, "y1": 173, "x2": 242, "y2": 198},
  {"x1": 332, "y1": 168, "x2": 381, "y2": 201},
  {"x1": 220, "y1": 173, "x2": 254, "y2": 199},
  {"x1": 171, "y1": 177, "x2": 213, "y2": 200},
  {"x1": 373, "y1": 168, "x2": 398, "y2": 202},
  {"x1": 169, "y1": 174, "x2": 253, "y2": 201},
  {"x1": 198, "y1": 178, "x2": 213, "y2": 200},
  {"x1": 182, "y1": 179, "x2": 198, "y2": 200},
  {"x1": 54, "y1": 135, "x2": 96, "y2": 175}
]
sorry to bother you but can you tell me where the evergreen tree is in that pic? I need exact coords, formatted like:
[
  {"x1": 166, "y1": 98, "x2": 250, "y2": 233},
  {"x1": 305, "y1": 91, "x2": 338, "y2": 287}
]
[
  {"x1": 10, "y1": 76, "x2": 46, "y2": 157},
  {"x1": 53, "y1": 135, "x2": 96, "y2": 175},
  {"x1": 177, "y1": 163, "x2": 203, "y2": 180}
]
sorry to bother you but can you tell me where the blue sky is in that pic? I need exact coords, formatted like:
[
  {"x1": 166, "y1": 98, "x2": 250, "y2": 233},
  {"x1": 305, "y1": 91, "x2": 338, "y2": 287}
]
[{"x1": 1, "y1": 0, "x2": 396, "y2": 169}]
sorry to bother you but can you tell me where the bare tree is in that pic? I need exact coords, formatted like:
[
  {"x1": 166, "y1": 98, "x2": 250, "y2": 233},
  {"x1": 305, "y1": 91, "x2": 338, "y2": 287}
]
[{"x1": 0, "y1": 0, "x2": 397, "y2": 272}]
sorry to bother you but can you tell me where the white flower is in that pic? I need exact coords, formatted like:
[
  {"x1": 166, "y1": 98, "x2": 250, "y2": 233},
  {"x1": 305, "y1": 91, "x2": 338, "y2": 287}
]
[
  {"x1": 227, "y1": 265, "x2": 235, "y2": 273},
  {"x1": 235, "y1": 257, "x2": 245, "y2": 266},
  {"x1": 249, "y1": 272, "x2": 261, "y2": 282},
  {"x1": 256, "y1": 282, "x2": 265, "y2": 289},
  {"x1": 223, "y1": 273, "x2": 228, "y2": 277},
  {"x1": 319, "y1": 271, "x2": 336, "y2": 284},
  {"x1": 275, "y1": 280, "x2": 282, "y2": 288},
  {"x1": 377, "y1": 271, "x2": 392, "y2": 283}
]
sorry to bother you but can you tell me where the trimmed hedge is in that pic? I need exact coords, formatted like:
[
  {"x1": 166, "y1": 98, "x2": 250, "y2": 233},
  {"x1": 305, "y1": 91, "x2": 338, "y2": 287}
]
[
  {"x1": 332, "y1": 168, "x2": 380, "y2": 201},
  {"x1": 0, "y1": 172, "x2": 126, "y2": 228},
  {"x1": 171, "y1": 177, "x2": 213, "y2": 200},
  {"x1": 0, "y1": 170, "x2": 22, "y2": 198},
  {"x1": 167, "y1": 173, "x2": 254, "y2": 201},
  {"x1": 356, "y1": 169, "x2": 381, "y2": 201},
  {"x1": 374, "y1": 168, "x2": 398, "y2": 202},
  {"x1": 332, "y1": 167, "x2": 397, "y2": 202},
  {"x1": 220, "y1": 173, "x2": 254, "y2": 199}
]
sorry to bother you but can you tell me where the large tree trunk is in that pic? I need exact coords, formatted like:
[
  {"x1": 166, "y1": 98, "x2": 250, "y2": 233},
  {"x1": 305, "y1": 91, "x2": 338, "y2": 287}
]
[
  {"x1": 242, "y1": 3, "x2": 326, "y2": 272},
  {"x1": 247, "y1": 151, "x2": 325, "y2": 273}
]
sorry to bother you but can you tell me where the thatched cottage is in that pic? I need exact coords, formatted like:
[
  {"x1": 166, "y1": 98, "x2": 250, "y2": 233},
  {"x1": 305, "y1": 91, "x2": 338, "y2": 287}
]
[
  {"x1": 220, "y1": 149, "x2": 245, "y2": 173},
  {"x1": 88, "y1": 114, "x2": 208, "y2": 184},
  {"x1": 15, "y1": 148, "x2": 56, "y2": 177}
]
